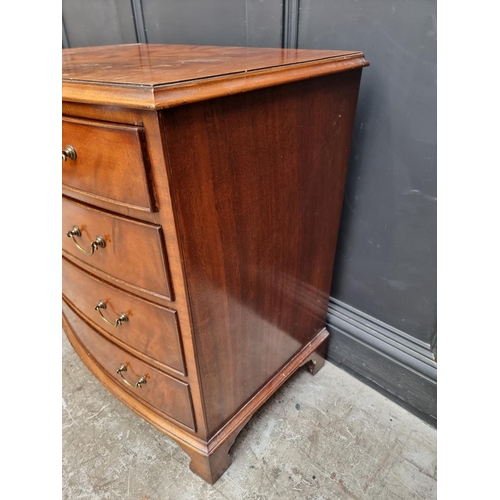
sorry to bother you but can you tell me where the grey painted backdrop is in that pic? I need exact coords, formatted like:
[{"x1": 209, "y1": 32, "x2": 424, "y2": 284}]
[{"x1": 63, "y1": 0, "x2": 437, "y2": 423}]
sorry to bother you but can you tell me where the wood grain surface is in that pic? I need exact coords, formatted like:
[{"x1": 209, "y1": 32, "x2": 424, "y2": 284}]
[
  {"x1": 63, "y1": 44, "x2": 368, "y2": 109},
  {"x1": 62, "y1": 43, "x2": 368, "y2": 483},
  {"x1": 63, "y1": 303, "x2": 329, "y2": 484},
  {"x1": 163, "y1": 70, "x2": 363, "y2": 437},
  {"x1": 62, "y1": 257, "x2": 185, "y2": 375},
  {"x1": 63, "y1": 300, "x2": 196, "y2": 431},
  {"x1": 63, "y1": 44, "x2": 365, "y2": 86},
  {"x1": 62, "y1": 105, "x2": 211, "y2": 442},
  {"x1": 62, "y1": 196, "x2": 172, "y2": 300},
  {"x1": 62, "y1": 116, "x2": 155, "y2": 212}
]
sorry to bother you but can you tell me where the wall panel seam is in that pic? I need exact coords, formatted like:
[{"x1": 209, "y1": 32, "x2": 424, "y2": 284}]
[
  {"x1": 62, "y1": 16, "x2": 70, "y2": 49},
  {"x1": 131, "y1": 0, "x2": 148, "y2": 44}
]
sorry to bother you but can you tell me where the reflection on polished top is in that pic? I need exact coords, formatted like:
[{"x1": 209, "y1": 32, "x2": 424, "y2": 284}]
[
  {"x1": 63, "y1": 44, "x2": 365, "y2": 85},
  {"x1": 62, "y1": 44, "x2": 368, "y2": 109}
]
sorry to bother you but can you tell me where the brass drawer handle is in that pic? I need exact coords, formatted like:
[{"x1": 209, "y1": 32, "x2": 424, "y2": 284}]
[
  {"x1": 62, "y1": 145, "x2": 77, "y2": 161},
  {"x1": 116, "y1": 364, "x2": 147, "y2": 389},
  {"x1": 95, "y1": 300, "x2": 129, "y2": 328},
  {"x1": 66, "y1": 226, "x2": 106, "y2": 256}
]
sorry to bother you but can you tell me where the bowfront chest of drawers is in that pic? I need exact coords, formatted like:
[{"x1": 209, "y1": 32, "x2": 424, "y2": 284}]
[{"x1": 62, "y1": 44, "x2": 368, "y2": 484}]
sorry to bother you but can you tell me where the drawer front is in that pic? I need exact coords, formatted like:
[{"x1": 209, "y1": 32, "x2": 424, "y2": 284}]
[
  {"x1": 63, "y1": 258, "x2": 185, "y2": 375},
  {"x1": 62, "y1": 197, "x2": 172, "y2": 300},
  {"x1": 63, "y1": 299, "x2": 196, "y2": 431},
  {"x1": 62, "y1": 117, "x2": 155, "y2": 212}
]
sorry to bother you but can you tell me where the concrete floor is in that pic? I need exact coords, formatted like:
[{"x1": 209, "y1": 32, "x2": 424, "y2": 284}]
[{"x1": 63, "y1": 331, "x2": 437, "y2": 500}]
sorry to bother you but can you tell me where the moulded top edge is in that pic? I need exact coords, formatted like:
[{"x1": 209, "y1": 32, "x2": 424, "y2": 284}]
[{"x1": 62, "y1": 44, "x2": 369, "y2": 110}]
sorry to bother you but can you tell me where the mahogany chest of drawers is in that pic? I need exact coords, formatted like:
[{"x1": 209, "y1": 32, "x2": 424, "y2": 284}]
[{"x1": 62, "y1": 44, "x2": 368, "y2": 484}]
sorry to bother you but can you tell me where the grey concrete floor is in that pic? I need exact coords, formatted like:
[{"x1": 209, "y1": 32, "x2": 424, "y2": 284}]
[{"x1": 63, "y1": 331, "x2": 437, "y2": 500}]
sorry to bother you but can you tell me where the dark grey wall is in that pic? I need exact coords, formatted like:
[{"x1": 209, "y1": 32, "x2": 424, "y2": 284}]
[
  {"x1": 142, "y1": 0, "x2": 282, "y2": 47},
  {"x1": 62, "y1": 0, "x2": 283, "y2": 48},
  {"x1": 62, "y1": 0, "x2": 437, "y2": 423},
  {"x1": 62, "y1": 0, "x2": 137, "y2": 48},
  {"x1": 299, "y1": 0, "x2": 437, "y2": 346},
  {"x1": 296, "y1": 0, "x2": 437, "y2": 423}
]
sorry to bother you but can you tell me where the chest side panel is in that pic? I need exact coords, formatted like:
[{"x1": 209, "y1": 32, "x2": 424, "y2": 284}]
[{"x1": 162, "y1": 70, "x2": 362, "y2": 436}]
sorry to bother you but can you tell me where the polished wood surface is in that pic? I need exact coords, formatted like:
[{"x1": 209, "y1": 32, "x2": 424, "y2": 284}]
[
  {"x1": 63, "y1": 300, "x2": 196, "y2": 431},
  {"x1": 63, "y1": 44, "x2": 365, "y2": 85},
  {"x1": 164, "y1": 70, "x2": 362, "y2": 436},
  {"x1": 62, "y1": 257, "x2": 185, "y2": 375},
  {"x1": 62, "y1": 43, "x2": 367, "y2": 484},
  {"x1": 63, "y1": 44, "x2": 368, "y2": 109},
  {"x1": 62, "y1": 196, "x2": 172, "y2": 300},
  {"x1": 62, "y1": 117, "x2": 155, "y2": 212},
  {"x1": 63, "y1": 301, "x2": 328, "y2": 485},
  {"x1": 62, "y1": 105, "x2": 210, "y2": 444}
]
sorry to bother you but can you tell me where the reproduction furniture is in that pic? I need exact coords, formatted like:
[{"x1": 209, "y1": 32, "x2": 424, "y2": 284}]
[{"x1": 62, "y1": 44, "x2": 368, "y2": 484}]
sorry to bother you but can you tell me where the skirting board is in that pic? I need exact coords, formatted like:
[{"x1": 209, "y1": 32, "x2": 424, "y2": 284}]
[{"x1": 327, "y1": 298, "x2": 437, "y2": 425}]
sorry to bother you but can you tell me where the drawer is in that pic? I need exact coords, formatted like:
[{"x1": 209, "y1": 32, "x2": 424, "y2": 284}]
[
  {"x1": 63, "y1": 257, "x2": 185, "y2": 375},
  {"x1": 63, "y1": 299, "x2": 196, "y2": 431},
  {"x1": 62, "y1": 117, "x2": 155, "y2": 212},
  {"x1": 62, "y1": 197, "x2": 172, "y2": 300}
]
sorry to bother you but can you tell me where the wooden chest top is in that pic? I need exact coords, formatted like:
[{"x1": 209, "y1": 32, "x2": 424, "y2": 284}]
[{"x1": 62, "y1": 43, "x2": 368, "y2": 109}]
